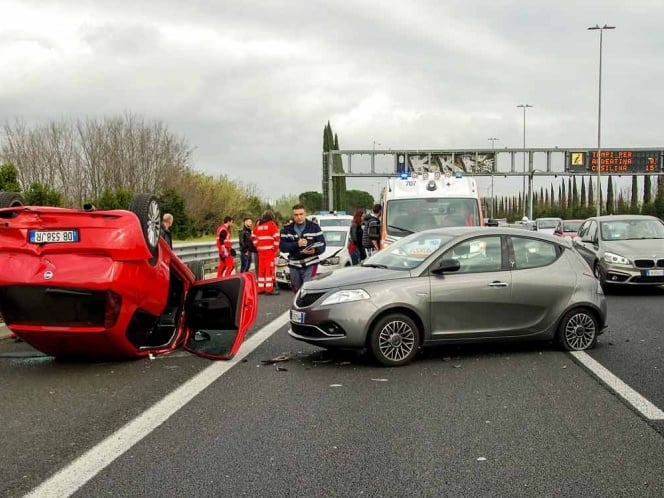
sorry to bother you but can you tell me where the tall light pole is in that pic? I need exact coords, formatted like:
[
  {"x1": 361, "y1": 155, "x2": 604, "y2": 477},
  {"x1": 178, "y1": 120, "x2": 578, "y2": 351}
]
[
  {"x1": 588, "y1": 24, "x2": 615, "y2": 217},
  {"x1": 488, "y1": 137, "x2": 499, "y2": 218},
  {"x1": 516, "y1": 104, "x2": 533, "y2": 218}
]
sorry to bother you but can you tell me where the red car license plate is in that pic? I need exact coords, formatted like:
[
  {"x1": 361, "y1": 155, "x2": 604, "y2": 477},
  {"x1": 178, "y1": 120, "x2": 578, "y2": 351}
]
[{"x1": 29, "y1": 229, "x2": 80, "y2": 244}]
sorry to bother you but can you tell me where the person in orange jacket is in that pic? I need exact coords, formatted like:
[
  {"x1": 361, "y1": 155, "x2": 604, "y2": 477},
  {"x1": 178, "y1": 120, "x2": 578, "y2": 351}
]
[
  {"x1": 215, "y1": 216, "x2": 236, "y2": 277},
  {"x1": 252, "y1": 210, "x2": 280, "y2": 294}
]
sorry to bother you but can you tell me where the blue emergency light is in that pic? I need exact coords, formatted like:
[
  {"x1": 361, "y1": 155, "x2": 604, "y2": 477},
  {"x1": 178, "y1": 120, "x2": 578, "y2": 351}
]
[
  {"x1": 399, "y1": 171, "x2": 410, "y2": 179},
  {"x1": 455, "y1": 171, "x2": 463, "y2": 178}
]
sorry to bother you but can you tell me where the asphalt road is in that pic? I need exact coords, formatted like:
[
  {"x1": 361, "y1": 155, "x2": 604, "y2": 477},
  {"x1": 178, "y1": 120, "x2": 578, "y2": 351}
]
[{"x1": 1, "y1": 289, "x2": 663, "y2": 497}]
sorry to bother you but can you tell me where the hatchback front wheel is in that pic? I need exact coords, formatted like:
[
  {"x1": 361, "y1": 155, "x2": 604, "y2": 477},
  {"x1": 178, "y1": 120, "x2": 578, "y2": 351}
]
[{"x1": 369, "y1": 313, "x2": 420, "y2": 367}]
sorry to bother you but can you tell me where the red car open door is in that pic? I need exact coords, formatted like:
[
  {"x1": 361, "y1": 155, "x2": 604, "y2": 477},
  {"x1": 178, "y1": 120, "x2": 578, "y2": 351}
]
[{"x1": 183, "y1": 273, "x2": 258, "y2": 360}]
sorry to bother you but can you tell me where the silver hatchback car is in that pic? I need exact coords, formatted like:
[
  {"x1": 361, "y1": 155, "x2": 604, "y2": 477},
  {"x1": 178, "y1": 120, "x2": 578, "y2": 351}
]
[
  {"x1": 573, "y1": 215, "x2": 664, "y2": 289},
  {"x1": 289, "y1": 227, "x2": 607, "y2": 367}
]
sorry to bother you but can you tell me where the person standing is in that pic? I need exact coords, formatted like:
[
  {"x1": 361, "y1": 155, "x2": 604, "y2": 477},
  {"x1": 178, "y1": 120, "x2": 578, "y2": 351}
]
[
  {"x1": 252, "y1": 211, "x2": 280, "y2": 294},
  {"x1": 279, "y1": 204, "x2": 326, "y2": 293},
  {"x1": 160, "y1": 213, "x2": 173, "y2": 249},
  {"x1": 361, "y1": 203, "x2": 382, "y2": 257},
  {"x1": 215, "y1": 216, "x2": 236, "y2": 277},
  {"x1": 349, "y1": 209, "x2": 365, "y2": 264},
  {"x1": 238, "y1": 217, "x2": 256, "y2": 273}
]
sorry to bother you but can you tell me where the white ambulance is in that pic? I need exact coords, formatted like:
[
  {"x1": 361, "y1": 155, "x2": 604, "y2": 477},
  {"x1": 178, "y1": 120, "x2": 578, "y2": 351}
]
[{"x1": 380, "y1": 171, "x2": 484, "y2": 247}]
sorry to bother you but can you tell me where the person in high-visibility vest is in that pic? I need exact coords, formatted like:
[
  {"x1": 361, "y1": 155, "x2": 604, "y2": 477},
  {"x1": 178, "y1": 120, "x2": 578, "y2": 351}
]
[
  {"x1": 251, "y1": 211, "x2": 280, "y2": 294},
  {"x1": 215, "y1": 216, "x2": 236, "y2": 277}
]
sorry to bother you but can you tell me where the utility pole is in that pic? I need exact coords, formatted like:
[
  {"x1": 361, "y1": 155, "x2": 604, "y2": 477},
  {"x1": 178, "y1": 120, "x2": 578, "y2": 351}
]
[
  {"x1": 488, "y1": 138, "x2": 499, "y2": 218},
  {"x1": 516, "y1": 104, "x2": 533, "y2": 218}
]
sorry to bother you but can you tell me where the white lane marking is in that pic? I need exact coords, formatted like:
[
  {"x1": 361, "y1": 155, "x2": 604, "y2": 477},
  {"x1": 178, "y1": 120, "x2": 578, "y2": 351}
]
[
  {"x1": 571, "y1": 351, "x2": 664, "y2": 421},
  {"x1": 25, "y1": 311, "x2": 290, "y2": 498}
]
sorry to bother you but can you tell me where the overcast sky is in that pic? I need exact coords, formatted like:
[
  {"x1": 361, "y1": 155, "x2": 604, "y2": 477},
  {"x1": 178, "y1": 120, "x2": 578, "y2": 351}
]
[{"x1": 2, "y1": 0, "x2": 663, "y2": 202}]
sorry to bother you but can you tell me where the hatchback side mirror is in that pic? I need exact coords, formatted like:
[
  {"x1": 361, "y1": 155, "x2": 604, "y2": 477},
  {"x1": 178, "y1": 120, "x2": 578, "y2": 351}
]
[{"x1": 431, "y1": 258, "x2": 461, "y2": 274}]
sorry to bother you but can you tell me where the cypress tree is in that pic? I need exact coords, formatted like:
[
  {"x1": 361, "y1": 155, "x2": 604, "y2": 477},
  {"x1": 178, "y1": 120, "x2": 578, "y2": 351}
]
[
  {"x1": 588, "y1": 177, "x2": 594, "y2": 210},
  {"x1": 580, "y1": 177, "x2": 586, "y2": 209},
  {"x1": 630, "y1": 176, "x2": 639, "y2": 213},
  {"x1": 644, "y1": 175, "x2": 652, "y2": 205},
  {"x1": 606, "y1": 176, "x2": 614, "y2": 214}
]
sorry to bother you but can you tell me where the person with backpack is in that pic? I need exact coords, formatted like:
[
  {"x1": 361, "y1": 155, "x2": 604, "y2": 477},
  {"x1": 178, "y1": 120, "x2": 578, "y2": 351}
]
[{"x1": 361, "y1": 204, "x2": 382, "y2": 257}]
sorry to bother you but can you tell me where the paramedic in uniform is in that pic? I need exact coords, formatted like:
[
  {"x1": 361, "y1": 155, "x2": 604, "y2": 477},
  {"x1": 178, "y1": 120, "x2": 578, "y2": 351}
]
[{"x1": 252, "y1": 211, "x2": 280, "y2": 294}]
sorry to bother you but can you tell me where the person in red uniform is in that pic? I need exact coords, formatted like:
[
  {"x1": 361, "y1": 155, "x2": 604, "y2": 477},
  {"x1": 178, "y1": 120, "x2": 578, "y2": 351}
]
[
  {"x1": 216, "y1": 216, "x2": 236, "y2": 277},
  {"x1": 252, "y1": 210, "x2": 280, "y2": 295}
]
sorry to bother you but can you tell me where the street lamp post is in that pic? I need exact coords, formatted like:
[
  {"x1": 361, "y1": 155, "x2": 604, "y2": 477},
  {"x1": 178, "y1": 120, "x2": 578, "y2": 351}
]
[
  {"x1": 588, "y1": 24, "x2": 615, "y2": 217},
  {"x1": 517, "y1": 104, "x2": 533, "y2": 218},
  {"x1": 488, "y1": 137, "x2": 499, "y2": 218}
]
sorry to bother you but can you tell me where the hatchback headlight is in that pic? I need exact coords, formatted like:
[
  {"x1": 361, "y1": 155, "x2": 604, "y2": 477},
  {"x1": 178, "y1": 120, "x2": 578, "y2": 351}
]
[
  {"x1": 603, "y1": 252, "x2": 629, "y2": 265},
  {"x1": 321, "y1": 256, "x2": 340, "y2": 265},
  {"x1": 321, "y1": 289, "x2": 370, "y2": 305}
]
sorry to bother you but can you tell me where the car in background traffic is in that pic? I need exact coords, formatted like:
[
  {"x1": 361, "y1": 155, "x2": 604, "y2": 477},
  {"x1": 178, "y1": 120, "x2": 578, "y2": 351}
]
[
  {"x1": 317, "y1": 226, "x2": 353, "y2": 275},
  {"x1": 0, "y1": 192, "x2": 257, "y2": 360},
  {"x1": 573, "y1": 214, "x2": 664, "y2": 290},
  {"x1": 554, "y1": 219, "x2": 584, "y2": 239},
  {"x1": 289, "y1": 227, "x2": 607, "y2": 366},
  {"x1": 311, "y1": 212, "x2": 353, "y2": 228},
  {"x1": 535, "y1": 217, "x2": 563, "y2": 235}
]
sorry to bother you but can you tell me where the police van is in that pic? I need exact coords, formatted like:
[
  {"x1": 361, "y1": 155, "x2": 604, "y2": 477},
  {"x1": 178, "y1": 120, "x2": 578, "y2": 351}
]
[{"x1": 381, "y1": 171, "x2": 484, "y2": 247}]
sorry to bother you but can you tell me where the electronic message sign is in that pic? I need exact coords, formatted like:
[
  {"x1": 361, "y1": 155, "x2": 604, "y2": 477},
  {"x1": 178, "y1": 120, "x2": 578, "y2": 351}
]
[{"x1": 566, "y1": 150, "x2": 662, "y2": 174}]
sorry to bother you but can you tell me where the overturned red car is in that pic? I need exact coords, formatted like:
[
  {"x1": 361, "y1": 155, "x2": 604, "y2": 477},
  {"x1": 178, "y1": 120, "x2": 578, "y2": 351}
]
[{"x1": 0, "y1": 192, "x2": 257, "y2": 360}]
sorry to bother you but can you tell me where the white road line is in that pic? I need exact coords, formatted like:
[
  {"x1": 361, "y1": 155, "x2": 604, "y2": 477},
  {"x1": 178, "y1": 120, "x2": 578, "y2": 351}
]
[
  {"x1": 571, "y1": 351, "x2": 664, "y2": 421},
  {"x1": 25, "y1": 311, "x2": 291, "y2": 498}
]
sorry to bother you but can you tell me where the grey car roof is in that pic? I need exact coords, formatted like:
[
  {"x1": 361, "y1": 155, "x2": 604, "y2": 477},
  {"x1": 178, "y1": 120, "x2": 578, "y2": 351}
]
[
  {"x1": 589, "y1": 214, "x2": 663, "y2": 222},
  {"x1": 416, "y1": 226, "x2": 574, "y2": 248}
]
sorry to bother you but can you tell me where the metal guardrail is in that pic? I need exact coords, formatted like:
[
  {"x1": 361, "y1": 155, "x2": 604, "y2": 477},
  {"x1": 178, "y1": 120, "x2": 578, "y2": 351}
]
[{"x1": 173, "y1": 240, "x2": 238, "y2": 273}]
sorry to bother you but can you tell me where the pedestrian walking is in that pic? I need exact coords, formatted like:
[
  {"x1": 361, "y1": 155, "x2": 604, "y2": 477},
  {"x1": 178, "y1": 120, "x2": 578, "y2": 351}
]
[
  {"x1": 238, "y1": 217, "x2": 256, "y2": 273},
  {"x1": 279, "y1": 204, "x2": 326, "y2": 293},
  {"x1": 215, "y1": 216, "x2": 236, "y2": 277},
  {"x1": 252, "y1": 211, "x2": 280, "y2": 294}
]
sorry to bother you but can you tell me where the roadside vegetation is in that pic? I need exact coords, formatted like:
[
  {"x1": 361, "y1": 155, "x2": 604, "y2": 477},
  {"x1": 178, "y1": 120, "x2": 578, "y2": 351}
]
[{"x1": 2, "y1": 115, "x2": 664, "y2": 239}]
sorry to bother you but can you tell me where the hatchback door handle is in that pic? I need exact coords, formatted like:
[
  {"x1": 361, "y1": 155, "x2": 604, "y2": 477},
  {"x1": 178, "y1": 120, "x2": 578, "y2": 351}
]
[{"x1": 488, "y1": 281, "x2": 509, "y2": 288}]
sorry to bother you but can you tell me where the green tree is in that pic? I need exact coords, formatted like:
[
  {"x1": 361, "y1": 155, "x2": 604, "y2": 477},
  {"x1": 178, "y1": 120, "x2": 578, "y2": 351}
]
[
  {"x1": 630, "y1": 176, "x2": 639, "y2": 214},
  {"x1": 158, "y1": 188, "x2": 194, "y2": 239},
  {"x1": 0, "y1": 163, "x2": 21, "y2": 192},
  {"x1": 643, "y1": 175, "x2": 652, "y2": 205},
  {"x1": 23, "y1": 182, "x2": 62, "y2": 206},
  {"x1": 606, "y1": 176, "x2": 614, "y2": 214},
  {"x1": 94, "y1": 188, "x2": 133, "y2": 209},
  {"x1": 580, "y1": 177, "x2": 586, "y2": 209},
  {"x1": 654, "y1": 175, "x2": 664, "y2": 218},
  {"x1": 299, "y1": 191, "x2": 323, "y2": 213},
  {"x1": 345, "y1": 189, "x2": 374, "y2": 212}
]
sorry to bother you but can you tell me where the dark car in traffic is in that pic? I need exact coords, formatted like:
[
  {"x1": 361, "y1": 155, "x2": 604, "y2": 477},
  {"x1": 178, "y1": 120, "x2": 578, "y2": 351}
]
[{"x1": 289, "y1": 227, "x2": 607, "y2": 366}]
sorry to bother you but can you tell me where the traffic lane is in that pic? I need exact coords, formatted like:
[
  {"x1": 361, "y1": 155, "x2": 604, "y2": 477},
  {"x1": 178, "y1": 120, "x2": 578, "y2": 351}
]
[
  {"x1": 0, "y1": 292, "x2": 292, "y2": 498},
  {"x1": 78, "y1": 327, "x2": 664, "y2": 497},
  {"x1": 587, "y1": 287, "x2": 664, "y2": 433}
]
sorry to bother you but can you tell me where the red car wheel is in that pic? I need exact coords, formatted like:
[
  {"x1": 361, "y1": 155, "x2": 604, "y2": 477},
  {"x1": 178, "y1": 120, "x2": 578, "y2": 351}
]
[{"x1": 129, "y1": 193, "x2": 161, "y2": 265}]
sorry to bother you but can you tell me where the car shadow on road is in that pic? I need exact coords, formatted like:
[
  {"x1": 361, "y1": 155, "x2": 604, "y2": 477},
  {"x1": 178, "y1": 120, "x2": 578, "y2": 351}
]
[{"x1": 603, "y1": 285, "x2": 664, "y2": 297}]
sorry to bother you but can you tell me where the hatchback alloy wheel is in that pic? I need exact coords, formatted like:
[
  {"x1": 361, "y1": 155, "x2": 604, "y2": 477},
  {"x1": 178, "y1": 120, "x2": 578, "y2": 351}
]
[
  {"x1": 558, "y1": 309, "x2": 598, "y2": 351},
  {"x1": 369, "y1": 313, "x2": 419, "y2": 367}
]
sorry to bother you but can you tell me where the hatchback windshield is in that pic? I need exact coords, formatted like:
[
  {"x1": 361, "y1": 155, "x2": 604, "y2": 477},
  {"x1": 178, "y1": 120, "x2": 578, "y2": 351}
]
[
  {"x1": 600, "y1": 219, "x2": 664, "y2": 240},
  {"x1": 562, "y1": 220, "x2": 583, "y2": 232},
  {"x1": 363, "y1": 231, "x2": 454, "y2": 270}
]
